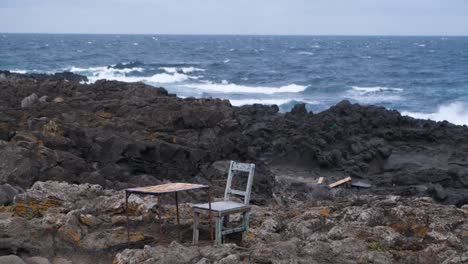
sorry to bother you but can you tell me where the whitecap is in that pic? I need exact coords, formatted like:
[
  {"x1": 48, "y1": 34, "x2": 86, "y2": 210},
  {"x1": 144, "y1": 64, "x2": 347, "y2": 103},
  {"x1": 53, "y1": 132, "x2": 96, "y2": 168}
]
[
  {"x1": 346, "y1": 86, "x2": 403, "y2": 104},
  {"x1": 181, "y1": 82, "x2": 307, "y2": 95},
  {"x1": 229, "y1": 98, "x2": 319, "y2": 107},
  {"x1": 152, "y1": 37, "x2": 158, "y2": 41},
  {"x1": 70, "y1": 66, "x2": 144, "y2": 75},
  {"x1": 142, "y1": 73, "x2": 191, "y2": 83},
  {"x1": 223, "y1": 59, "x2": 230, "y2": 63},
  {"x1": 67, "y1": 66, "x2": 192, "y2": 84},
  {"x1": 133, "y1": 42, "x2": 139, "y2": 46},
  {"x1": 87, "y1": 41, "x2": 93, "y2": 44},
  {"x1": 229, "y1": 98, "x2": 294, "y2": 106},
  {"x1": 298, "y1": 51, "x2": 314, "y2": 56},
  {"x1": 10, "y1": 69, "x2": 27, "y2": 74},
  {"x1": 402, "y1": 102, "x2": 468, "y2": 126},
  {"x1": 351, "y1": 86, "x2": 403, "y2": 94},
  {"x1": 159, "y1": 66, "x2": 205, "y2": 74}
]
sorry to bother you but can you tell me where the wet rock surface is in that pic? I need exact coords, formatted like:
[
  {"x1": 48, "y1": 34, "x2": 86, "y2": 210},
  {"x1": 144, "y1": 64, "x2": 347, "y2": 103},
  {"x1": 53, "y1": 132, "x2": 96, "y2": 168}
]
[{"x1": 0, "y1": 72, "x2": 467, "y2": 263}]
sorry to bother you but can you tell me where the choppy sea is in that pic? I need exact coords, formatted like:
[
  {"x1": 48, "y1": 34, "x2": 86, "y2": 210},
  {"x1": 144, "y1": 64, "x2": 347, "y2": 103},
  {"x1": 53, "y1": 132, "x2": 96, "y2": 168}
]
[{"x1": 1, "y1": 34, "x2": 468, "y2": 125}]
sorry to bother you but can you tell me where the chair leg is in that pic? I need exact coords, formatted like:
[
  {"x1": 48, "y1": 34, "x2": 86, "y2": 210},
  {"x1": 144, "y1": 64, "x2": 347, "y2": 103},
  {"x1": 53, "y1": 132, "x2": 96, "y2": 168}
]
[
  {"x1": 222, "y1": 215, "x2": 230, "y2": 243},
  {"x1": 192, "y1": 212, "x2": 200, "y2": 245},
  {"x1": 242, "y1": 212, "x2": 250, "y2": 240},
  {"x1": 215, "y1": 216, "x2": 223, "y2": 245}
]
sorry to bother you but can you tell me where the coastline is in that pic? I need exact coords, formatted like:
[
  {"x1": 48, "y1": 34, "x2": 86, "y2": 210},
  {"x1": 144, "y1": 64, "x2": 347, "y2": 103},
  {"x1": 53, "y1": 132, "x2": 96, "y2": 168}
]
[{"x1": 0, "y1": 71, "x2": 467, "y2": 263}]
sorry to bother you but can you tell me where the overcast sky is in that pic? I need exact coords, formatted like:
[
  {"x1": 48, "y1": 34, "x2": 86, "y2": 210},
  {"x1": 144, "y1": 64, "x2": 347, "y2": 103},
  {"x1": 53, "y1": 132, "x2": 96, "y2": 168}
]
[{"x1": 0, "y1": 0, "x2": 467, "y2": 35}]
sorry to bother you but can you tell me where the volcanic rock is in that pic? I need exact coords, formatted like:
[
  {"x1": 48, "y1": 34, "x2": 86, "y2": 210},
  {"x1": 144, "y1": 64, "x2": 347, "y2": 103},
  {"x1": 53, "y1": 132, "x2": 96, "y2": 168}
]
[{"x1": 0, "y1": 72, "x2": 468, "y2": 263}]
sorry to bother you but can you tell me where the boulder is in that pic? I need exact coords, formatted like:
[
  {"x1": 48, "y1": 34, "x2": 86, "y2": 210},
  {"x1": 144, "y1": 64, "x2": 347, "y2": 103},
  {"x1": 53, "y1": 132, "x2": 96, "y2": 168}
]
[
  {"x1": 21, "y1": 93, "x2": 39, "y2": 108},
  {"x1": 289, "y1": 103, "x2": 307, "y2": 115},
  {"x1": 25, "y1": 257, "x2": 51, "y2": 264},
  {"x1": 0, "y1": 184, "x2": 22, "y2": 206},
  {"x1": 0, "y1": 255, "x2": 26, "y2": 264}
]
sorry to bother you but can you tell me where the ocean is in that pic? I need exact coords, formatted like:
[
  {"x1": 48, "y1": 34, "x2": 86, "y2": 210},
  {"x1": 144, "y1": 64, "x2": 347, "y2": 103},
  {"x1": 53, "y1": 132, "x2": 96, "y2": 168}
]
[{"x1": 1, "y1": 34, "x2": 468, "y2": 125}]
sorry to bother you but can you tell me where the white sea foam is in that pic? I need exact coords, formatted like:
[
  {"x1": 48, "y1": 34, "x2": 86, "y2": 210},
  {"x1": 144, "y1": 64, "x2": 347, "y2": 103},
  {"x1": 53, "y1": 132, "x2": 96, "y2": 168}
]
[
  {"x1": 69, "y1": 66, "x2": 192, "y2": 84},
  {"x1": 351, "y1": 86, "x2": 403, "y2": 94},
  {"x1": 133, "y1": 42, "x2": 139, "y2": 46},
  {"x1": 159, "y1": 67, "x2": 205, "y2": 74},
  {"x1": 10, "y1": 69, "x2": 27, "y2": 74},
  {"x1": 346, "y1": 86, "x2": 403, "y2": 104},
  {"x1": 70, "y1": 66, "x2": 144, "y2": 75},
  {"x1": 402, "y1": 102, "x2": 468, "y2": 126},
  {"x1": 141, "y1": 73, "x2": 191, "y2": 83},
  {"x1": 298, "y1": 51, "x2": 314, "y2": 56},
  {"x1": 229, "y1": 98, "x2": 319, "y2": 107},
  {"x1": 223, "y1": 59, "x2": 230, "y2": 63},
  {"x1": 229, "y1": 99, "x2": 292, "y2": 106},
  {"x1": 182, "y1": 82, "x2": 307, "y2": 95}
]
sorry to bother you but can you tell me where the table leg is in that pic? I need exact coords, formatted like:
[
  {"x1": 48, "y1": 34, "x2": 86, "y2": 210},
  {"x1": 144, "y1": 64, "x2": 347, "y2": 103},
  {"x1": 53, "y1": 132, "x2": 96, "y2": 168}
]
[
  {"x1": 207, "y1": 188, "x2": 213, "y2": 241},
  {"x1": 158, "y1": 194, "x2": 163, "y2": 238},
  {"x1": 175, "y1": 191, "x2": 180, "y2": 241},
  {"x1": 175, "y1": 192, "x2": 180, "y2": 225},
  {"x1": 125, "y1": 191, "x2": 130, "y2": 248}
]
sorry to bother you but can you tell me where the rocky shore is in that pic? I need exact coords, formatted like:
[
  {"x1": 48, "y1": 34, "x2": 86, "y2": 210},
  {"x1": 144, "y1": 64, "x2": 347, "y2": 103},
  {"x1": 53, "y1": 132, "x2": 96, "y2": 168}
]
[{"x1": 0, "y1": 71, "x2": 467, "y2": 263}]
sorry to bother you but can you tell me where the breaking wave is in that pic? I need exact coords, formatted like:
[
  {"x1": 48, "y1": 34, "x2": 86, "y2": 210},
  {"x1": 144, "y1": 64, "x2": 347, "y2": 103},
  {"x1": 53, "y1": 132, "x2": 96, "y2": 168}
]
[
  {"x1": 68, "y1": 65, "x2": 198, "y2": 84},
  {"x1": 402, "y1": 101, "x2": 468, "y2": 126},
  {"x1": 159, "y1": 66, "x2": 205, "y2": 74},
  {"x1": 351, "y1": 86, "x2": 404, "y2": 94},
  {"x1": 345, "y1": 86, "x2": 404, "y2": 104},
  {"x1": 229, "y1": 98, "x2": 293, "y2": 106},
  {"x1": 181, "y1": 82, "x2": 307, "y2": 95},
  {"x1": 10, "y1": 69, "x2": 27, "y2": 74},
  {"x1": 297, "y1": 51, "x2": 314, "y2": 56}
]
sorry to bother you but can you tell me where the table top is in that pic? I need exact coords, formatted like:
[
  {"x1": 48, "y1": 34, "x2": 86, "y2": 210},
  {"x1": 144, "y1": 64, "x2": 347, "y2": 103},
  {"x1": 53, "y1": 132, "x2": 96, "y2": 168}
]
[{"x1": 125, "y1": 182, "x2": 209, "y2": 195}]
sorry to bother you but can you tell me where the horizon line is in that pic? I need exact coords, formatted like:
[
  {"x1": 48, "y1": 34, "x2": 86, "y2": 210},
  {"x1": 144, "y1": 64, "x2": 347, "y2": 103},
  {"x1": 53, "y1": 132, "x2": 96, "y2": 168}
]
[{"x1": 1, "y1": 32, "x2": 468, "y2": 37}]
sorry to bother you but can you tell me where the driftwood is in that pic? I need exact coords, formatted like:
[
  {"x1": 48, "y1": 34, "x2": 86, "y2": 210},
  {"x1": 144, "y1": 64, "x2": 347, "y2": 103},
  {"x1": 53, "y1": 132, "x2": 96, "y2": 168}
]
[
  {"x1": 329, "y1": 177, "x2": 352, "y2": 188},
  {"x1": 317, "y1": 177, "x2": 325, "y2": 184}
]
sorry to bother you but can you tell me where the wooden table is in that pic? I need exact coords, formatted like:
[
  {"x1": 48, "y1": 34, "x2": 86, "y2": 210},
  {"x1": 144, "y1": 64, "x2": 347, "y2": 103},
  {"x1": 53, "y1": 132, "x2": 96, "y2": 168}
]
[{"x1": 125, "y1": 183, "x2": 213, "y2": 246}]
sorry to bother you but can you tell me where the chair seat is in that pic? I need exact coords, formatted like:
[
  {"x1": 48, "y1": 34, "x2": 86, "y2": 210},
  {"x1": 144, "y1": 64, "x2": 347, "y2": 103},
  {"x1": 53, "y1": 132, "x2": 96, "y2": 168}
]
[{"x1": 192, "y1": 201, "x2": 250, "y2": 213}]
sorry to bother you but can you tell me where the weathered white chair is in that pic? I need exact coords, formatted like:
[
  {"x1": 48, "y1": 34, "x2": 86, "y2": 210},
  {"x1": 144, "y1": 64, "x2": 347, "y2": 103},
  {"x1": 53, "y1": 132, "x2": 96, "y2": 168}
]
[{"x1": 192, "y1": 161, "x2": 255, "y2": 245}]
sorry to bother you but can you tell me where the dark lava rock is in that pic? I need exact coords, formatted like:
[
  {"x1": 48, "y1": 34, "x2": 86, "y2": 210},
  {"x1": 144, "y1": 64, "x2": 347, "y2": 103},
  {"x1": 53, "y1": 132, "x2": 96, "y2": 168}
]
[
  {"x1": 0, "y1": 184, "x2": 22, "y2": 206},
  {"x1": 0, "y1": 72, "x2": 467, "y2": 205},
  {"x1": 289, "y1": 103, "x2": 307, "y2": 115}
]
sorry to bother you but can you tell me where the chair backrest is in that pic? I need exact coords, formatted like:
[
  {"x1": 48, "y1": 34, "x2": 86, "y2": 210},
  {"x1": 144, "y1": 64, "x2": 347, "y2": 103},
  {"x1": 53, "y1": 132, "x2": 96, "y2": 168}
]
[{"x1": 224, "y1": 161, "x2": 255, "y2": 205}]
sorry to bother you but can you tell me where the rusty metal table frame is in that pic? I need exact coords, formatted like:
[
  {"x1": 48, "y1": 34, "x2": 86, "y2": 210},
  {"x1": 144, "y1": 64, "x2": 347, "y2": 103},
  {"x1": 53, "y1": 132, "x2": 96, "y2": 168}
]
[{"x1": 125, "y1": 183, "x2": 213, "y2": 246}]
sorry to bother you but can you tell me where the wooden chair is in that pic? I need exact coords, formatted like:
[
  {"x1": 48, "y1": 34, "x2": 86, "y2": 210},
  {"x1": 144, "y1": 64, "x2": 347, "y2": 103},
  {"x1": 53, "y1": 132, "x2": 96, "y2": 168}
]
[{"x1": 191, "y1": 161, "x2": 255, "y2": 245}]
